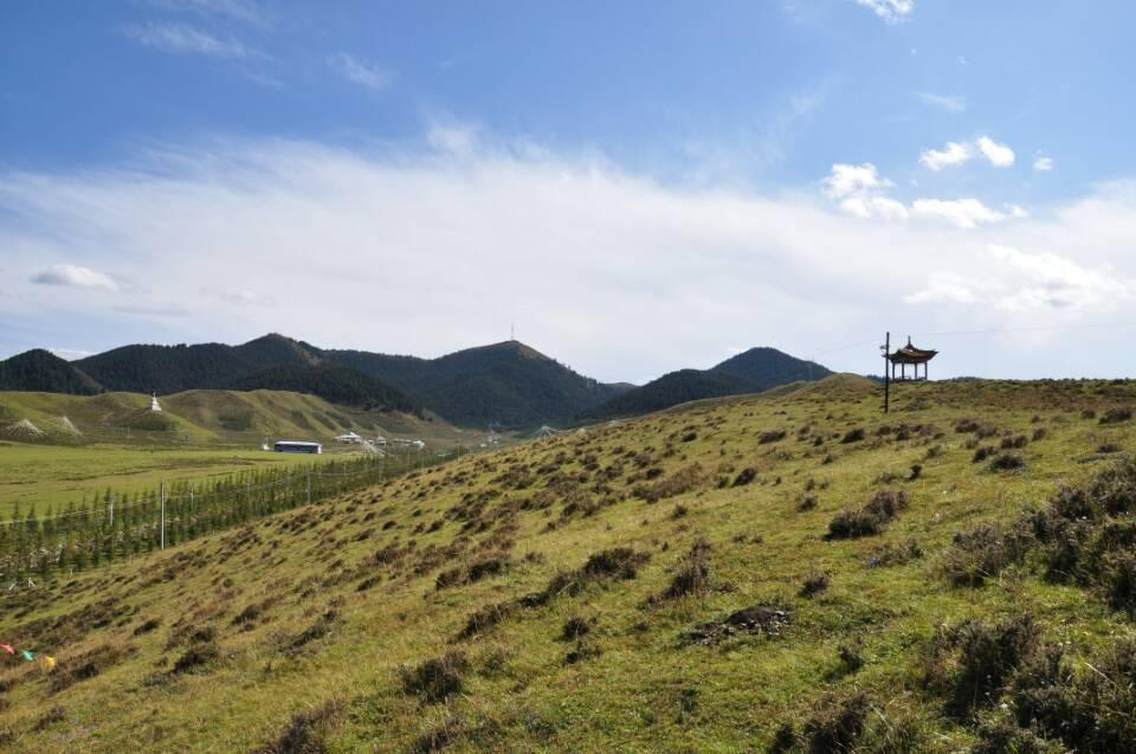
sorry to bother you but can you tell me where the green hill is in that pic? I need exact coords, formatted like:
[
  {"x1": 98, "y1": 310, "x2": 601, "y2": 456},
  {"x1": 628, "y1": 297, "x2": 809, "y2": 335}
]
[
  {"x1": 2, "y1": 377, "x2": 1135, "y2": 751},
  {"x1": 586, "y1": 346, "x2": 831, "y2": 419},
  {"x1": 5, "y1": 334, "x2": 631, "y2": 428},
  {"x1": 332, "y1": 341, "x2": 630, "y2": 428},
  {"x1": 0, "y1": 388, "x2": 460, "y2": 447},
  {"x1": 0, "y1": 349, "x2": 102, "y2": 395}
]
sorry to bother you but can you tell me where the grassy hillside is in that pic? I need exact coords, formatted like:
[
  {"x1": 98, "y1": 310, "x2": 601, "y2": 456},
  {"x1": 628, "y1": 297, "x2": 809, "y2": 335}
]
[
  {"x1": 0, "y1": 389, "x2": 463, "y2": 447},
  {"x1": 1, "y1": 376, "x2": 1135, "y2": 752}
]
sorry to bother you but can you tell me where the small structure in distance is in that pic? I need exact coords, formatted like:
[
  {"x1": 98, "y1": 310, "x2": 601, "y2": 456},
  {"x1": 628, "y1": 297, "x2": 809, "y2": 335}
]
[
  {"x1": 150, "y1": 393, "x2": 162, "y2": 412},
  {"x1": 334, "y1": 432, "x2": 363, "y2": 444},
  {"x1": 274, "y1": 440, "x2": 322, "y2": 454},
  {"x1": 887, "y1": 336, "x2": 937, "y2": 381}
]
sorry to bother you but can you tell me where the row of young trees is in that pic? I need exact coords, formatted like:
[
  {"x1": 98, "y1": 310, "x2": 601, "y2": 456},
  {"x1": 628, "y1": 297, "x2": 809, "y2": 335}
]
[{"x1": 0, "y1": 448, "x2": 467, "y2": 583}]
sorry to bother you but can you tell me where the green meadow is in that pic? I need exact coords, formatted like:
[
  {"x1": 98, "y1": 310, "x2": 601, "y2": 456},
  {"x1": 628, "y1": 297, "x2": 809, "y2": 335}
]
[{"x1": 0, "y1": 376, "x2": 1134, "y2": 752}]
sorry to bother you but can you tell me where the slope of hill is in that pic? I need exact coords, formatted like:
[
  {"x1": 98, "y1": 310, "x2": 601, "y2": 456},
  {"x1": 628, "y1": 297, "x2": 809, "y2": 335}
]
[
  {"x1": 2, "y1": 377, "x2": 1135, "y2": 752},
  {"x1": 330, "y1": 341, "x2": 630, "y2": 428},
  {"x1": 587, "y1": 346, "x2": 831, "y2": 419},
  {"x1": 0, "y1": 349, "x2": 102, "y2": 395},
  {"x1": 227, "y1": 365, "x2": 421, "y2": 414},
  {"x1": 0, "y1": 388, "x2": 462, "y2": 447}
]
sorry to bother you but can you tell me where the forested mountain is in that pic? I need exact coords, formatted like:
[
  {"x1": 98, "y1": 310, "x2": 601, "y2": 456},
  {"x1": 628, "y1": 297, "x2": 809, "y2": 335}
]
[
  {"x1": 1, "y1": 337, "x2": 828, "y2": 428},
  {"x1": 0, "y1": 349, "x2": 103, "y2": 395},
  {"x1": 585, "y1": 347, "x2": 831, "y2": 419},
  {"x1": 227, "y1": 365, "x2": 420, "y2": 413},
  {"x1": 327, "y1": 341, "x2": 630, "y2": 428}
]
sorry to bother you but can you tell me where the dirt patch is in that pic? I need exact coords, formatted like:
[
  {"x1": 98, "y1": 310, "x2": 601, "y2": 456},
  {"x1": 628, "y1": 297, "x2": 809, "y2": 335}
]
[{"x1": 685, "y1": 604, "x2": 791, "y2": 645}]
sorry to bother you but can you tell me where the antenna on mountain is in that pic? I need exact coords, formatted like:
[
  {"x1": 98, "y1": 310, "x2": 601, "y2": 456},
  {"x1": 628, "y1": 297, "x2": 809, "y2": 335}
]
[{"x1": 510, "y1": 321, "x2": 515, "y2": 342}]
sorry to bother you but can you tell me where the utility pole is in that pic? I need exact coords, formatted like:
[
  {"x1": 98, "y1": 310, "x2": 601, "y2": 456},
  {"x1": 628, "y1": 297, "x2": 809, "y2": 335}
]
[
  {"x1": 159, "y1": 481, "x2": 166, "y2": 550},
  {"x1": 306, "y1": 468, "x2": 312, "y2": 506},
  {"x1": 108, "y1": 495, "x2": 114, "y2": 528},
  {"x1": 880, "y1": 331, "x2": 891, "y2": 415}
]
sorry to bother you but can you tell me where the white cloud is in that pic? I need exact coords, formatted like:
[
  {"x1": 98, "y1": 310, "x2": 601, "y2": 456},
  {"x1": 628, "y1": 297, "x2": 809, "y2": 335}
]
[
  {"x1": 1034, "y1": 155, "x2": 1055, "y2": 172},
  {"x1": 920, "y1": 141, "x2": 972, "y2": 171},
  {"x1": 916, "y1": 92, "x2": 966, "y2": 112},
  {"x1": 854, "y1": 0, "x2": 915, "y2": 23},
  {"x1": 824, "y1": 164, "x2": 1018, "y2": 228},
  {"x1": 976, "y1": 136, "x2": 1015, "y2": 167},
  {"x1": 30, "y1": 264, "x2": 119, "y2": 291},
  {"x1": 920, "y1": 136, "x2": 1016, "y2": 170},
  {"x1": 124, "y1": 22, "x2": 260, "y2": 59},
  {"x1": 823, "y1": 162, "x2": 889, "y2": 199},
  {"x1": 328, "y1": 53, "x2": 392, "y2": 91},
  {"x1": 3, "y1": 138, "x2": 1136, "y2": 380},
  {"x1": 907, "y1": 244, "x2": 1136, "y2": 313},
  {"x1": 911, "y1": 198, "x2": 1010, "y2": 228}
]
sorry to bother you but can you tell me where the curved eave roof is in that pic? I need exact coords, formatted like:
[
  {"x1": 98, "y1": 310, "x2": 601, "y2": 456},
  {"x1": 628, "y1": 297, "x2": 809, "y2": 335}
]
[{"x1": 888, "y1": 346, "x2": 938, "y2": 364}]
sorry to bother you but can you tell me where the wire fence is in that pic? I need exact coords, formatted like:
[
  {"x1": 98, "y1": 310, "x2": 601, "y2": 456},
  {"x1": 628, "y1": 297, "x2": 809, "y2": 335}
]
[{"x1": 0, "y1": 446, "x2": 471, "y2": 585}]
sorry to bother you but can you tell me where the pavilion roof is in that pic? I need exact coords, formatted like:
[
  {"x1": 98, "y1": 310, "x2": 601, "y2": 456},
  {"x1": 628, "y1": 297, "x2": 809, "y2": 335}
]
[{"x1": 888, "y1": 341, "x2": 937, "y2": 364}]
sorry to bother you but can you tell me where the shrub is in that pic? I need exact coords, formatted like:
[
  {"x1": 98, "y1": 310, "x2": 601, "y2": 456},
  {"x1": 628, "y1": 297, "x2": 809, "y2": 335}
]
[
  {"x1": 798, "y1": 572, "x2": 829, "y2": 598},
  {"x1": 172, "y1": 642, "x2": 220, "y2": 675},
  {"x1": 732, "y1": 467, "x2": 757, "y2": 487},
  {"x1": 660, "y1": 538, "x2": 712, "y2": 600},
  {"x1": 758, "y1": 430, "x2": 786, "y2": 445},
  {"x1": 800, "y1": 692, "x2": 869, "y2": 753},
  {"x1": 254, "y1": 700, "x2": 342, "y2": 754},
  {"x1": 925, "y1": 614, "x2": 1039, "y2": 718},
  {"x1": 840, "y1": 428, "x2": 866, "y2": 444},
  {"x1": 939, "y1": 522, "x2": 1033, "y2": 587},
  {"x1": 457, "y1": 601, "x2": 514, "y2": 640},
  {"x1": 1100, "y1": 407, "x2": 1133, "y2": 424},
  {"x1": 796, "y1": 494, "x2": 818, "y2": 512},
  {"x1": 400, "y1": 651, "x2": 469, "y2": 704},
  {"x1": 989, "y1": 452, "x2": 1025, "y2": 472},
  {"x1": 825, "y1": 490, "x2": 908, "y2": 540},
  {"x1": 972, "y1": 446, "x2": 997, "y2": 463},
  {"x1": 560, "y1": 616, "x2": 590, "y2": 641}
]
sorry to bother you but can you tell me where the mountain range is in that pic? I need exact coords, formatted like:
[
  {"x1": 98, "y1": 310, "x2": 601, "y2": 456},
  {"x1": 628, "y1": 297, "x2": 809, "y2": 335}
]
[{"x1": 0, "y1": 334, "x2": 831, "y2": 428}]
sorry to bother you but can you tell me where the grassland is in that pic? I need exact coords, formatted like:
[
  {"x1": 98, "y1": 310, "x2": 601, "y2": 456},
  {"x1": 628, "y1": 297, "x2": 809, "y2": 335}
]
[
  {"x1": 0, "y1": 375, "x2": 1134, "y2": 752},
  {"x1": 0, "y1": 387, "x2": 477, "y2": 516},
  {"x1": 0, "y1": 444, "x2": 359, "y2": 516}
]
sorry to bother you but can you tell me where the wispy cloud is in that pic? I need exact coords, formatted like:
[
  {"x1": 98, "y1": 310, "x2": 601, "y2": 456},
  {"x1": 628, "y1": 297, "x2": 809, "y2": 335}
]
[
  {"x1": 907, "y1": 244, "x2": 1135, "y2": 312},
  {"x1": 1034, "y1": 154, "x2": 1055, "y2": 172},
  {"x1": 853, "y1": 0, "x2": 915, "y2": 23},
  {"x1": 328, "y1": 53, "x2": 392, "y2": 91},
  {"x1": 148, "y1": 0, "x2": 269, "y2": 27},
  {"x1": 30, "y1": 264, "x2": 118, "y2": 291},
  {"x1": 916, "y1": 92, "x2": 966, "y2": 112},
  {"x1": 124, "y1": 22, "x2": 262, "y2": 59},
  {"x1": 3, "y1": 137, "x2": 1135, "y2": 379}
]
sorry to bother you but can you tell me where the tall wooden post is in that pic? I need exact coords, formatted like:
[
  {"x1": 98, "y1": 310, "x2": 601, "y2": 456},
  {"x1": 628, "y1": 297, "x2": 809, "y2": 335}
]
[
  {"x1": 882, "y1": 331, "x2": 891, "y2": 414},
  {"x1": 160, "y1": 481, "x2": 166, "y2": 550}
]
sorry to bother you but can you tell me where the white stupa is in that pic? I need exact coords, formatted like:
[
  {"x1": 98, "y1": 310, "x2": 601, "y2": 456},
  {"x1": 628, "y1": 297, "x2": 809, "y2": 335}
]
[{"x1": 150, "y1": 393, "x2": 162, "y2": 412}]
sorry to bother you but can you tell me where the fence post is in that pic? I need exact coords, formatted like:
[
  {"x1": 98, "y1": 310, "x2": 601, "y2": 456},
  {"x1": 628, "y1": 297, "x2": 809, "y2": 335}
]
[
  {"x1": 108, "y1": 495, "x2": 114, "y2": 528},
  {"x1": 306, "y1": 468, "x2": 312, "y2": 506},
  {"x1": 160, "y1": 481, "x2": 166, "y2": 550}
]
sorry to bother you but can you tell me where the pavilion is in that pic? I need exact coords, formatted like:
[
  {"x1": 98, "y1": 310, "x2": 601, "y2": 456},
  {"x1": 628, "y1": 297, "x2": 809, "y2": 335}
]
[{"x1": 888, "y1": 337, "x2": 937, "y2": 381}]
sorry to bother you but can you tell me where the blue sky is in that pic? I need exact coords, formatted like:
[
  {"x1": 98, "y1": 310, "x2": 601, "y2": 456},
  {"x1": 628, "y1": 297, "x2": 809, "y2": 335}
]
[{"x1": 3, "y1": 1, "x2": 1136, "y2": 383}]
